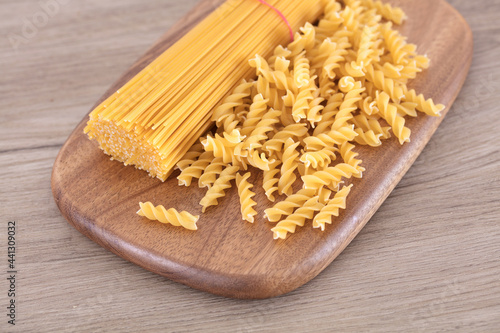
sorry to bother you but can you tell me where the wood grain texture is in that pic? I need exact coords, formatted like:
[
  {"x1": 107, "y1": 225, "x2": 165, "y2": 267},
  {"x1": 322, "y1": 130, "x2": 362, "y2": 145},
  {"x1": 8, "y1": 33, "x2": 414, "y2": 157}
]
[
  {"x1": 51, "y1": 0, "x2": 473, "y2": 299},
  {"x1": 1, "y1": 0, "x2": 499, "y2": 331}
]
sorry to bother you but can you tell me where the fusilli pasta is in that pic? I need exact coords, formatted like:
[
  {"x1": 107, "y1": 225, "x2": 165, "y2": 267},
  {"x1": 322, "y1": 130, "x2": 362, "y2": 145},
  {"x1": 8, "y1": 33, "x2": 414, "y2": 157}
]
[
  {"x1": 236, "y1": 172, "x2": 258, "y2": 223},
  {"x1": 271, "y1": 196, "x2": 324, "y2": 239},
  {"x1": 137, "y1": 202, "x2": 199, "y2": 231},
  {"x1": 134, "y1": 0, "x2": 445, "y2": 240},
  {"x1": 313, "y1": 185, "x2": 353, "y2": 231},
  {"x1": 199, "y1": 165, "x2": 239, "y2": 213}
]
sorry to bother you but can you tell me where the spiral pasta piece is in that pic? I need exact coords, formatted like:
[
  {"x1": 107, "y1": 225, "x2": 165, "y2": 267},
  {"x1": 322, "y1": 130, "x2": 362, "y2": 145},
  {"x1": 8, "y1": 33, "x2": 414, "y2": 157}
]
[
  {"x1": 359, "y1": 95, "x2": 379, "y2": 116},
  {"x1": 291, "y1": 82, "x2": 315, "y2": 122},
  {"x1": 177, "y1": 151, "x2": 214, "y2": 186},
  {"x1": 414, "y1": 55, "x2": 431, "y2": 70},
  {"x1": 199, "y1": 165, "x2": 239, "y2": 213},
  {"x1": 331, "y1": 77, "x2": 365, "y2": 130},
  {"x1": 212, "y1": 80, "x2": 253, "y2": 133},
  {"x1": 246, "y1": 149, "x2": 275, "y2": 171},
  {"x1": 359, "y1": 0, "x2": 406, "y2": 25},
  {"x1": 365, "y1": 64, "x2": 404, "y2": 103},
  {"x1": 360, "y1": 8, "x2": 382, "y2": 27},
  {"x1": 314, "y1": 2, "x2": 343, "y2": 41},
  {"x1": 263, "y1": 161, "x2": 281, "y2": 202},
  {"x1": 302, "y1": 163, "x2": 360, "y2": 190},
  {"x1": 267, "y1": 45, "x2": 292, "y2": 65},
  {"x1": 312, "y1": 185, "x2": 352, "y2": 231},
  {"x1": 403, "y1": 86, "x2": 445, "y2": 117},
  {"x1": 222, "y1": 129, "x2": 246, "y2": 145},
  {"x1": 376, "y1": 91, "x2": 411, "y2": 144},
  {"x1": 234, "y1": 105, "x2": 249, "y2": 124},
  {"x1": 279, "y1": 138, "x2": 300, "y2": 196},
  {"x1": 274, "y1": 55, "x2": 291, "y2": 74},
  {"x1": 318, "y1": 75, "x2": 337, "y2": 100},
  {"x1": 279, "y1": 106, "x2": 296, "y2": 127},
  {"x1": 310, "y1": 38, "x2": 337, "y2": 72},
  {"x1": 298, "y1": 163, "x2": 314, "y2": 177},
  {"x1": 340, "y1": 142, "x2": 365, "y2": 177},
  {"x1": 235, "y1": 172, "x2": 257, "y2": 223},
  {"x1": 282, "y1": 89, "x2": 295, "y2": 108},
  {"x1": 376, "y1": 62, "x2": 405, "y2": 80},
  {"x1": 271, "y1": 196, "x2": 324, "y2": 240},
  {"x1": 355, "y1": 25, "x2": 378, "y2": 70},
  {"x1": 322, "y1": 37, "x2": 350, "y2": 80},
  {"x1": 304, "y1": 125, "x2": 358, "y2": 151},
  {"x1": 363, "y1": 80, "x2": 377, "y2": 98},
  {"x1": 341, "y1": 4, "x2": 363, "y2": 37},
  {"x1": 137, "y1": 202, "x2": 199, "y2": 231},
  {"x1": 176, "y1": 143, "x2": 204, "y2": 171},
  {"x1": 198, "y1": 157, "x2": 226, "y2": 189},
  {"x1": 294, "y1": 51, "x2": 311, "y2": 88},
  {"x1": 313, "y1": 92, "x2": 344, "y2": 136},
  {"x1": 202, "y1": 129, "x2": 245, "y2": 165},
  {"x1": 318, "y1": 187, "x2": 333, "y2": 205},
  {"x1": 350, "y1": 113, "x2": 391, "y2": 147},
  {"x1": 240, "y1": 94, "x2": 269, "y2": 137},
  {"x1": 307, "y1": 94, "x2": 325, "y2": 126},
  {"x1": 263, "y1": 123, "x2": 309, "y2": 156},
  {"x1": 344, "y1": 60, "x2": 365, "y2": 78},
  {"x1": 300, "y1": 148, "x2": 337, "y2": 169},
  {"x1": 324, "y1": 0, "x2": 342, "y2": 18},
  {"x1": 249, "y1": 55, "x2": 289, "y2": 91},
  {"x1": 381, "y1": 23, "x2": 409, "y2": 65},
  {"x1": 244, "y1": 109, "x2": 281, "y2": 150},
  {"x1": 396, "y1": 101, "x2": 418, "y2": 118},
  {"x1": 264, "y1": 189, "x2": 316, "y2": 223},
  {"x1": 400, "y1": 63, "x2": 421, "y2": 82},
  {"x1": 287, "y1": 22, "x2": 316, "y2": 57},
  {"x1": 352, "y1": 128, "x2": 383, "y2": 147},
  {"x1": 255, "y1": 75, "x2": 283, "y2": 110}
]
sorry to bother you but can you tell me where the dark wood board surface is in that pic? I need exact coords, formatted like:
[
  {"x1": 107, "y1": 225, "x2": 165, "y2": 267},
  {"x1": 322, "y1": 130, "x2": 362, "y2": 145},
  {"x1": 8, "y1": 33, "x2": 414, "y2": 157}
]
[{"x1": 51, "y1": 0, "x2": 473, "y2": 299}]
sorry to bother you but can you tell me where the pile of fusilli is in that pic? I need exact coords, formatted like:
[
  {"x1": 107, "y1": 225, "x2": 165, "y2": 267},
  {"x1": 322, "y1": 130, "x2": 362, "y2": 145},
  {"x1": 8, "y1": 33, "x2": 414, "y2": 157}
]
[{"x1": 138, "y1": 0, "x2": 444, "y2": 239}]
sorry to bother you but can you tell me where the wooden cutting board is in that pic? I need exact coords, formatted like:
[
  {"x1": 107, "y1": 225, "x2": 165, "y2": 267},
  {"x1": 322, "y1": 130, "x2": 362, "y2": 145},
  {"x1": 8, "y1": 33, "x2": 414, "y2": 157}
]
[{"x1": 51, "y1": 0, "x2": 472, "y2": 299}]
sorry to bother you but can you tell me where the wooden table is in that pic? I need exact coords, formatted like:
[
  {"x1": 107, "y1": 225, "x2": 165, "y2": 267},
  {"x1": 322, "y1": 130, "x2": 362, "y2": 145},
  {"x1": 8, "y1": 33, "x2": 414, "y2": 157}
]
[{"x1": 1, "y1": 0, "x2": 499, "y2": 331}]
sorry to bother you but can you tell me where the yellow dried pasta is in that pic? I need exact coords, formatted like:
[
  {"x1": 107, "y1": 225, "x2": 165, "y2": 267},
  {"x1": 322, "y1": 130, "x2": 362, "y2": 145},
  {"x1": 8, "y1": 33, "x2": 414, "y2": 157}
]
[
  {"x1": 199, "y1": 165, "x2": 239, "y2": 213},
  {"x1": 128, "y1": 0, "x2": 444, "y2": 238},
  {"x1": 137, "y1": 202, "x2": 199, "y2": 231},
  {"x1": 236, "y1": 172, "x2": 258, "y2": 223},
  {"x1": 271, "y1": 196, "x2": 324, "y2": 240},
  {"x1": 85, "y1": 0, "x2": 325, "y2": 181},
  {"x1": 313, "y1": 185, "x2": 353, "y2": 230},
  {"x1": 278, "y1": 138, "x2": 300, "y2": 196}
]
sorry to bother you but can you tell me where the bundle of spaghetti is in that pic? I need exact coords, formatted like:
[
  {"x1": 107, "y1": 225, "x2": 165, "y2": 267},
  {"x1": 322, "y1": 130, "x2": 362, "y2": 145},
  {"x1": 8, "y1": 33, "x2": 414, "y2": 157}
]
[
  {"x1": 168, "y1": 0, "x2": 445, "y2": 238},
  {"x1": 85, "y1": 0, "x2": 325, "y2": 181}
]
